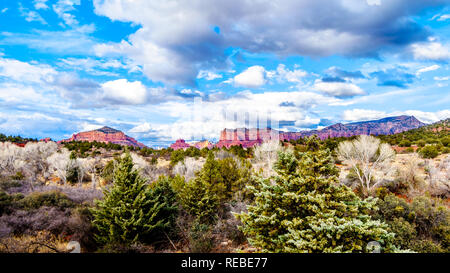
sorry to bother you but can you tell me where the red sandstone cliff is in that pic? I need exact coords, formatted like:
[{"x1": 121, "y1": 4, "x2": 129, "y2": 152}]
[
  {"x1": 59, "y1": 126, "x2": 146, "y2": 148},
  {"x1": 215, "y1": 116, "x2": 425, "y2": 148}
]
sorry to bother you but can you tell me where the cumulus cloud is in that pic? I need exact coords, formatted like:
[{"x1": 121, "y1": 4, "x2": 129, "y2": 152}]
[
  {"x1": 271, "y1": 64, "x2": 308, "y2": 84},
  {"x1": 101, "y1": 79, "x2": 148, "y2": 105},
  {"x1": 92, "y1": 0, "x2": 443, "y2": 85},
  {"x1": 233, "y1": 66, "x2": 267, "y2": 88},
  {"x1": 130, "y1": 90, "x2": 340, "y2": 141},
  {"x1": 411, "y1": 41, "x2": 450, "y2": 61},
  {"x1": 312, "y1": 80, "x2": 366, "y2": 98}
]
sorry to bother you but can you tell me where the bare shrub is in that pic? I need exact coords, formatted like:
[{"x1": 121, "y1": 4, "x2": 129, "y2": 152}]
[
  {"x1": 172, "y1": 157, "x2": 205, "y2": 181},
  {"x1": 253, "y1": 140, "x2": 282, "y2": 177},
  {"x1": 0, "y1": 231, "x2": 68, "y2": 253},
  {"x1": 47, "y1": 149, "x2": 72, "y2": 185},
  {"x1": 337, "y1": 135, "x2": 395, "y2": 197}
]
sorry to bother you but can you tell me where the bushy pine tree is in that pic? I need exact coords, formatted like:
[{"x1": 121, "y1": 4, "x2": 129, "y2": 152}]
[
  {"x1": 91, "y1": 151, "x2": 177, "y2": 246},
  {"x1": 180, "y1": 177, "x2": 219, "y2": 224},
  {"x1": 179, "y1": 152, "x2": 224, "y2": 223},
  {"x1": 237, "y1": 137, "x2": 399, "y2": 253}
]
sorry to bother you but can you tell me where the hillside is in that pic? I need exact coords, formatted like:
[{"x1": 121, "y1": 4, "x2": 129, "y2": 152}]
[
  {"x1": 215, "y1": 115, "x2": 426, "y2": 148},
  {"x1": 59, "y1": 126, "x2": 146, "y2": 148}
]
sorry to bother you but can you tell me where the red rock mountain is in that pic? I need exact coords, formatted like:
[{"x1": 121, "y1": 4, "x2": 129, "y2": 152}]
[
  {"x1": 216, "y1": 115, "x2": 425, "y2": 148},
  {"x1": 170, "y1": 139, "x2": 191, "y2": 150},
  {"x1": 60, "y1": 126, "x2": 146, "y2": 148}
]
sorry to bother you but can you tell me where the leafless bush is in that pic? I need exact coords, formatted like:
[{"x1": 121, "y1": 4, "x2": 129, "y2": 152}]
[
  {"x1": 337, "y1": 135, "x2": 395, "y2": 197},
  {"x1": 253, "y1": 140, "x2": 282, "y2": 177},
  {"x1": 0, "y1": 231, "x2": 68, "y2": 253},
  {"x1": 425, "y1": 157, "x2": 450, "y2": 197},
  {"x1": 47, "y1": 148, "x2": 72, "y2": 185},
  {"x1": 172, "y1": 157, "x2": 205, "y2": 181}
]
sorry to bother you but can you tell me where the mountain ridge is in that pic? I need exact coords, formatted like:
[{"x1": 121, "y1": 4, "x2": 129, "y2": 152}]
[
  {"x1": 215, "y1": 115, "x2": 426, "y2": 148},
  {"x1": 59, "y1": 126, "x2": 146, "y2": 148}
]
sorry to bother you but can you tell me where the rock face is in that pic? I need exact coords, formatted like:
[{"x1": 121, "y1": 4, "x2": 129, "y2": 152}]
[
  {"x1": 194, "y1": 140, "x2": 214, "y2": 149},
  {"x1": 60, "y1": 126, "x2": 146, "y2": 148},
  {"x1": 216, "y1": 128, "x2": 278, "y2": 148},
  {"x1": 216, "y1": 116, "x2": 425, "y2": 148},
  {"x1": 170, "y1": 139, "x2": 191, "y2": 150}
]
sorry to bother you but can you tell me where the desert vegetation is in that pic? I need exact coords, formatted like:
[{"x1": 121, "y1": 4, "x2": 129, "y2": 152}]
[{"x1": 0, "y1": 126, "x2": 449, "y2": 253}]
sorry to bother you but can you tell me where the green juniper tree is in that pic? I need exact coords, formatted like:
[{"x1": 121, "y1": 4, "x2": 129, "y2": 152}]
[
  {"x1": 237, "y1": 136, "x2": 399, "y2": 253},
  {"x1": 91, "y1": 151, "x2": 177, "y2": 246}
]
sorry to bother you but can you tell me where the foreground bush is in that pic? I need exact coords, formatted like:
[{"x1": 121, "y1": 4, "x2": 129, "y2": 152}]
[
  {"x1": 91, "y1": 151, "x2": 177, "y2": 246},
  {"x1": 374, "y1": 194, "x2": 449, "y2": 252},
  {"x1": 237, "y1": 137, "x2": 399, "y2": 253}
]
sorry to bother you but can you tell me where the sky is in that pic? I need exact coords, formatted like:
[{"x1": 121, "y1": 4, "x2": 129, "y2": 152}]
[{"x1": 0, "y1": 0, "x2": 449, "y2": 147}]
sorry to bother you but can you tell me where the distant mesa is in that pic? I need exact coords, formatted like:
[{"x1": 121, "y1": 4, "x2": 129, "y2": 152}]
[
  {"x1": 170, "y1": 139, "x2": 214, "y2": 150},
  {"x1": 170, "y1": 139, "x2": 191, "y2": 150},
  {"x1": 170, "y1": 115, "x2": 426, "y2": 149},
  {"x1": 39, "y1": 137, "x2": 53, "y2": 143},
  {"x1": 59, "y1": 126, "x2": 146, "y2": 148}
]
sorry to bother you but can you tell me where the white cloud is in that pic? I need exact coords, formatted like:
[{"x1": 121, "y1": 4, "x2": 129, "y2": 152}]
[
  {"x1": 34, "y1": 0, "x2": 49, "y2": 10},
  {"x1": 0, "y1": 57, "x2": 57, "y2": 83},
  {"x1": 101, "y1": 79, "x2": 148, "y2": 105},
  {"x1": 1, "y1": 27, "x2": 97, "y2": 55},
  {"x1": 411, "y1": 41, "x2": 450, "y2": 61},
  {"x1": 366, "y1": 0, "x2": 381, "y2": 6},
  {"x1": 132, "y1": 90, "x2": 339, "y2": 141},
  {"x1": 437, "y1": 14, "x2": 450, "y2": 21},
  {"x1": 342, "y1": 109, "x2": 388, "y2": 122},
  {"x1": 233, "y1": 66, "x2": 267, "y2": 88},
  {"x1": 312, "y1": 80, "x2": 366, "y2": 98},
  {"x1": 434, "y1": 76, "x2": 450, "y2": 81},
  {"x1": 272, "y1": 64, "x2": 308, "y2": 83},
  {"x1": 416, "y1": 64, "x2": 440, "y2": 75},
  {"x1": 129, "y1": 123, "x2": 152, "y2": 133},
  {"x1": 52, "y1": 0, "x2": 81, "y2": 26},
  {"x1": 342, "y1": 108, "x2": 450, "y2": 124},
  {"x1": 197, "y1": 70, "x2": 222, "y2": 81},
  {"x1": 92, "y1": 0, "x2": 434, "y2": 85},
  {"x1": 19, "y1": 5, "x2": 47, "y2": 25}
]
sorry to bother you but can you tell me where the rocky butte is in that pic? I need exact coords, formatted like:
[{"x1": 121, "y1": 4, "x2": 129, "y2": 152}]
[
  {"x1": 214, "y1": 115, "x2": 425, "y2": 148},
  {"x1": 59, "y1": 126, "x2": 146, "y2": 148}
]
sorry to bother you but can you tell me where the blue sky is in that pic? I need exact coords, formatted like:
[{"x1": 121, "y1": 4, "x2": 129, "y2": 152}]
[{"x1": 0, "y1": 0, "x2": 449, "y2": 147}]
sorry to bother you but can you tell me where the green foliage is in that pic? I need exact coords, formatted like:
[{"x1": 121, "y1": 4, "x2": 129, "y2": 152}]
[
  {"x1": 188, "y1": 221, "x2": 215, "y2": 253},
  {"x1": 237, "y1": 137, "x2": 397, "y2": 253},
  {"x1": 64, "y1": 140, "x2": 123, "y2": 157},
  {"x1": 18, "y1": 191, "x2": 74, "y2": 210},
  {"x1": 417, "y1": 139, "x2": 426, "y2": 147},
  {"x1": 179, "y1": 174, "x2": 219, "y2": 224},
  {"x1": 0, "y1": 190, "x2": 15, "y2": 215},
  {"x1": 373, "y1": 194, "x2": 449, "y2": 252},
  {"x1": 441, "y1": 136, "x2": 450, "y2": 147},
  {"x1": 170, "y1": 149, "x2": 187, "y2": 166},
  {"x1": 0, "y1": 133, "x2": 36, "y2": 143},
  {"x1": 91, "y1": 151, "x2": 177, "y2": 246},
  {"x1": 419, "y1": 145, "x2": 439, "y2": 159},
  {"x1": 197, "y1": 152, "x2": 226, "y2": 202},
  {"x1": 399, "y1": 140, "x2": 411, "y2": 147},
  {"x1": 11, "y1": 172, "x2": 24, "y2": 181},
  {"x1": 101, "y1": 159, "x2": 116, "y2": 184}
]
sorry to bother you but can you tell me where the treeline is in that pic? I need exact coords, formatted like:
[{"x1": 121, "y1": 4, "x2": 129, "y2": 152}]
[{"x1": 0, "y1": 133, "x2": 36, "y2": 143}]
